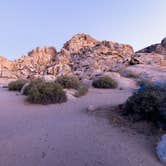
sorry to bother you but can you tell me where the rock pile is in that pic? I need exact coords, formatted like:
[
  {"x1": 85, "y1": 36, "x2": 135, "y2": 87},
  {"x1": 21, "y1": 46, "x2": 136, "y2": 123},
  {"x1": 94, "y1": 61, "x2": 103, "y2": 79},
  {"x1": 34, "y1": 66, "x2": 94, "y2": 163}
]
[
  {"x1": 1, "y1": 34, "x2": 166, "y2": 81},
  {"x1": 47, "y1": 33, "x2": 134, "y2": 80},
  {"x1": 13, "y1": 47, "x2": 57, "y2": 79}
]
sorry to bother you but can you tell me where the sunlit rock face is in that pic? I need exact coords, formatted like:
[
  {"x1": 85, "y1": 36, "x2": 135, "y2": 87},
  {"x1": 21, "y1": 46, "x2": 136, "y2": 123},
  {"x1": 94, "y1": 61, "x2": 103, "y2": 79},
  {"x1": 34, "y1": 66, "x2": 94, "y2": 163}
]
[
  {"x1": 0, "y1": 33, "x2": 135, "y2": 80},
  {"x1": 47, "y1": 33, "x2": 134, "y2": 80},
  {"x1": 0, "y1": 56, "x2": 16, "y2": 78}
]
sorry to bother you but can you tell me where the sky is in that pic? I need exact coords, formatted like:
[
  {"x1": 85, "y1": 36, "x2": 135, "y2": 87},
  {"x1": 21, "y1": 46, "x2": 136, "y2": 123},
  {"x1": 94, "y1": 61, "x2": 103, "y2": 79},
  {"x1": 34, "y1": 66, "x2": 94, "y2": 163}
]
[{"x1": 0, "y1": 0, "x2": 166, "y2": 59}]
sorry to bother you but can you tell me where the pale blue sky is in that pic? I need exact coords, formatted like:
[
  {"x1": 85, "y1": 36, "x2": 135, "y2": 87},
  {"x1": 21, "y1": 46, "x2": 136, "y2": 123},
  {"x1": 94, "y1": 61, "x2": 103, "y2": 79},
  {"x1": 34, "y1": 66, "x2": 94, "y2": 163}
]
[{"x1": 0, "y1": 0, "x2": 166, "y2": 59}]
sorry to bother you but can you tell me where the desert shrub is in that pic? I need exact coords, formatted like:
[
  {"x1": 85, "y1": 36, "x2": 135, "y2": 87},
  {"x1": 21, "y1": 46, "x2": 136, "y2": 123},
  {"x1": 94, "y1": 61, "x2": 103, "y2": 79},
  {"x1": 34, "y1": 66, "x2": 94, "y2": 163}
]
[
  {"x1": 27, "y1": 82, "x2": 67, "y2": 104},
  {"x1": 22, "y1": 79, "x2": 43, "y2": 95},
  {"x1": 92, "y1": 76, "x2": 118, "y2": 89},
  {"x1": 8, "y1": 80, "x2": 27, "y2": 91},
  {"x1": 75, "y1": 84, "x2": 88, "y2": 97},
  {"x1": 56, "y1": 75, "x2": 80, "y2": 89},
  {"x1": 124, "y1": 83, "x2": 166, "y2": 123}
]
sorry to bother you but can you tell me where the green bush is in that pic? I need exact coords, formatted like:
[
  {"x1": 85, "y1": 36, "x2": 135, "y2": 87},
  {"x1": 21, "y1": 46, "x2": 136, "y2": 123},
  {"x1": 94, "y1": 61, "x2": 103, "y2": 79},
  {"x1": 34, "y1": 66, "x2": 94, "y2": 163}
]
[
  {"x1": 56, "y1": 75, "x2": 80, "y2": 89},
  {"x1": 22, "y1": 79, "x2": 43, "y2": 95},
  {"x1": 92, "y1": 76, "x2": 118, "y2": 89},
  {"x1": 27, "y1": 82, "x2": 67, "y2": 105},
  {"x1": 75, "y1": 84, "x2": 88, "y2": 97},
  {"x1": 124, "y1": 84, "x2": 166, "y2": 122},
  {"x1": 8, "y1": 80, "x2": 27, "y2": 91}
]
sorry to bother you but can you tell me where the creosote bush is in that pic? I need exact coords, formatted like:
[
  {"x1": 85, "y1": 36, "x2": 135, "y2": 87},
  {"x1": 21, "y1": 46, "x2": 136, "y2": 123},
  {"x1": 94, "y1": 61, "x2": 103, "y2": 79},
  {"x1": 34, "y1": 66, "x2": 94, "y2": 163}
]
[
  {"x1": 92, "y1": 76, "x2": 118, "y2": 89},
  {"x1": 27, "y1": 82, "x2": 67, "y2": 105},
  {"x1": 124, "y1": 83, "x2": 166, "y2": 128},
  {"x1": 56, "y1": 75, "x2": 80, "y2": 89},
  {"x1": 8, "y1": 80, "x2": 27, "y2": 91}
]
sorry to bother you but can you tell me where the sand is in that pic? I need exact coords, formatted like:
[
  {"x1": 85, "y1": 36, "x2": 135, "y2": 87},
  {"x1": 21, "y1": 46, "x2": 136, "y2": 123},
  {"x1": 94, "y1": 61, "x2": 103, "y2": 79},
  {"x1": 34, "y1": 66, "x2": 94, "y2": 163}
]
[{"x1": 0, "y1": 87, "x2": 163, "y2": 166}]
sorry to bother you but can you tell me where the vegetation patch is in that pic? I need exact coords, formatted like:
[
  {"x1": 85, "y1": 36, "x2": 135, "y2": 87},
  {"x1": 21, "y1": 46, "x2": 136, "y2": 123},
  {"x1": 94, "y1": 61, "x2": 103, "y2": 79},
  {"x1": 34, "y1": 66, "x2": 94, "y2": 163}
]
[
  {"x1": 56, "y1": 75, "x2": 80, "y2": 89},
  {"x1": 92, "y1": 76, "x2": 118, "y2": 89},
  {"x1": 8, "y1": 80, "x2": 27, "y2": 91},
  {"x1": 124, "y1": 83, "x2": 166, "y2": 129},
  {"x1": 22, "y1": 79, "x2": 43, "y2": 96},
  {"x1": 27, "y1": 82, "x2": 67, "y2": 105}
]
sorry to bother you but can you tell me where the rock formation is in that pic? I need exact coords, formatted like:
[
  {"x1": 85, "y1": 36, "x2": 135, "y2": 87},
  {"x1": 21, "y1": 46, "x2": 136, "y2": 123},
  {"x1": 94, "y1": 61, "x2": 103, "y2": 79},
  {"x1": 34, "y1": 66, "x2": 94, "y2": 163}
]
[
  {"x1": 13, "y1": 46, "x2": 57, "y2": 79},
  {"x1": 137, "y1": 37, "x2": 166, "y2": 55},
  {"x1": 3, "y1": 33, "x2": 166, "y2": 81},
  {"x1": 47, "y1": 33, "x2": 134, "y2": 80},
  {"x1": 131, "y1": 37, "x2": 166, "y2": 66}
]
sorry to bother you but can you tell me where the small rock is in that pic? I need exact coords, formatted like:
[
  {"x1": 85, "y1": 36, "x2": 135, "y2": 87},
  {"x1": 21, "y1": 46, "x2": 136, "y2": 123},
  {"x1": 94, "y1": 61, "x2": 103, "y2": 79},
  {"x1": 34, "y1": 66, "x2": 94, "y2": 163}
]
[
  {"x1": 87, "y1": 105, "x2": 96, "y2": 112},
  {"x1": 42, "y1": 75, "x2": 56, "y2": 82}
]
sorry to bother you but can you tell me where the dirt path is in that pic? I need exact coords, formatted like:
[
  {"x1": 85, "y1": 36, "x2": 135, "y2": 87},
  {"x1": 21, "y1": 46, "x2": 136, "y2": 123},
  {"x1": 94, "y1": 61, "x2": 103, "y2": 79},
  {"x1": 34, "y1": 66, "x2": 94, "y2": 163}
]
[{"x1": 0, "y1": 88, "x2": 163, "y2": 166}]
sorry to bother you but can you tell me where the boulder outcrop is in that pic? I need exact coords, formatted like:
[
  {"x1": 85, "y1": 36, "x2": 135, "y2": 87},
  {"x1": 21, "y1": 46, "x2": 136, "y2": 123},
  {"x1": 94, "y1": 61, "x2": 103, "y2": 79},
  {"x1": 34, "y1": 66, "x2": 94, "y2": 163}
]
[{"x1": 0, "y1": 33, "x2": 139, "y2": 80}]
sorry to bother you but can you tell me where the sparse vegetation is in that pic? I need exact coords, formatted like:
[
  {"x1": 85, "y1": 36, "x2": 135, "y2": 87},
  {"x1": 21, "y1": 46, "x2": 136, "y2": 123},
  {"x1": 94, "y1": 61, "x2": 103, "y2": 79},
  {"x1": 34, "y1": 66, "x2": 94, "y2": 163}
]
[
  {"x1": 56, "y1": 75, "x2": 80, "y2": 89},
  {"x1": 92, "y1": 76, "x2": 118, "y2": 89},
  {"x1": 27, "y1": 82, "x2": 67, "y2": 105},
  {"x1": 8, "y1": 79, "x2": 27, "y2": 91}
]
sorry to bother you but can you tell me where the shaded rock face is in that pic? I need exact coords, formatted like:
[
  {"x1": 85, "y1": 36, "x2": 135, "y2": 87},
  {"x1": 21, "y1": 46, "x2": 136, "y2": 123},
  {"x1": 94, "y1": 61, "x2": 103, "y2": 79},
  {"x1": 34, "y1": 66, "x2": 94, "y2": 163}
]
[
  {"x1": 132, "y1": 37, "x2": 166, "y2": 66},
  {"x1": 137, "y1": 37, "x2": 166, "y2": 55},
  {"x1": 0, "y1": 33, "x2": 134, "y2": 80}
]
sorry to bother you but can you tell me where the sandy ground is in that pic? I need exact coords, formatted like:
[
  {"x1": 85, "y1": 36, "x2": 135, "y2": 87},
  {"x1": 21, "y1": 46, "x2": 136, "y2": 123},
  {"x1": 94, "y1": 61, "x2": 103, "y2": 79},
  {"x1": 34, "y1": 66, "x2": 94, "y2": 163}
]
[{"x1": 0, "y1": 87, "x2": 163, "y2": 166}]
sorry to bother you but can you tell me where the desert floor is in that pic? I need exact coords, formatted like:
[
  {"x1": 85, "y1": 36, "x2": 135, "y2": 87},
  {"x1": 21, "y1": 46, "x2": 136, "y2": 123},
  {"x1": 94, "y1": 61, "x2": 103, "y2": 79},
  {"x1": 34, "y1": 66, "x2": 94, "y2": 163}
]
[{"x1": 0, "y1": 87, "x2": 163, "y2": 166}]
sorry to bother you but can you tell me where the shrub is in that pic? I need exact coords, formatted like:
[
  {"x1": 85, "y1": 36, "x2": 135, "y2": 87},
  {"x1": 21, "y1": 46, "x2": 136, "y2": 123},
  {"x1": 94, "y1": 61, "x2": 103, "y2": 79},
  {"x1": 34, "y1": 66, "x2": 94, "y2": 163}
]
[
  {"x1": 124, "y1": 83, "x2": 166, "y2": 123},
  {"x1": 92, "y1": 76, "x2": 118, "y2": 89},
  {"x1": 75, "y1": 84, "x2": 88, "y2": 97},
  {"x1": 22, "y1": 79, "x2": 43, "y2": 95},
  {"x1": 56, "y1": 75, "x2": 80, "y2": 89},
  {"x1": 27, "y1": 82, "x2": 67, "y2": 104},
  {"x1": 8, "y1": 80, "x2": 27, "y2": 91}
]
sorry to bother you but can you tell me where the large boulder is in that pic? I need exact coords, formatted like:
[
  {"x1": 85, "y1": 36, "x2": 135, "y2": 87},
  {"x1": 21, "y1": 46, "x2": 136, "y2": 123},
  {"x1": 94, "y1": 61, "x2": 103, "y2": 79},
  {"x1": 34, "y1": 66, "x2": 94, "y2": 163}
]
[
  {"x1": 157, "y1": 134, "x2": 166, "y2": 164},
  {"x1": 161, "y1": 37, "x2": 166, "y2": 48}
]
